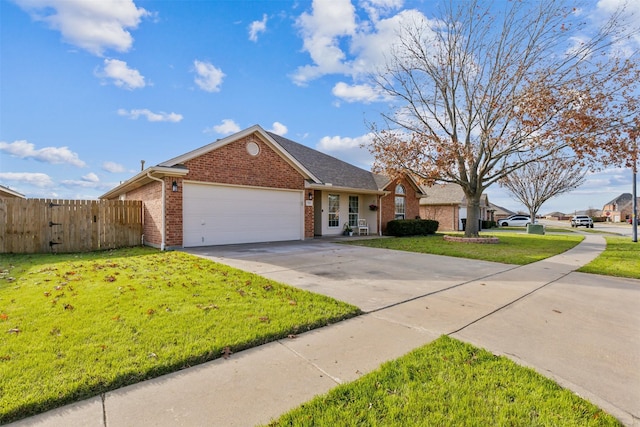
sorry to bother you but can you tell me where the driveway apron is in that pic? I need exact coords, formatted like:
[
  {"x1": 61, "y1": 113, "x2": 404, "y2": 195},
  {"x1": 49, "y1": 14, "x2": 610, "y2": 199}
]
[
  {"x1": 185, "y1": 235, "x2": 640, "y2": 426},
  {"x1": 184, "y1": 240, "x2": 515, "y2": 313}
]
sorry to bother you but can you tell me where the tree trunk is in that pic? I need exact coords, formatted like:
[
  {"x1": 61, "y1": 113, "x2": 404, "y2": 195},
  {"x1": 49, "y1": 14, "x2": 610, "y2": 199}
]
[{"x1": 464, "y1": 193, "x2": 482, "y2": 237}]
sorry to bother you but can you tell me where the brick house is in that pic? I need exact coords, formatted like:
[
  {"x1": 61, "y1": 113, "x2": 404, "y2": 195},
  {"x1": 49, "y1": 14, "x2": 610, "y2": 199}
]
[
  {"x1": 418, "y1": 183, "x2": 491, "y2": 231},
  {"x1": 602, "y1": 193, "x2": 640, "y2": 222},
  {"x1": 100, "y1": 125, "x2": 423, "y2": 249}
]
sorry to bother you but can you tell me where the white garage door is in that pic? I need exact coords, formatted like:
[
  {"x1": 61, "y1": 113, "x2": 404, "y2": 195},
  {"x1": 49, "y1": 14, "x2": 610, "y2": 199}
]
[{"x1": 183, "y1": 183, "x2": 303, "y2": 247}]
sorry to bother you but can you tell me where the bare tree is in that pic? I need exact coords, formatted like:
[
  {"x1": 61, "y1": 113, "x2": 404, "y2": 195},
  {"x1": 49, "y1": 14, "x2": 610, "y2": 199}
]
[
  {"x1": 499, "y1": 155, "x2": 586, "y2": 221},
  {"x1": 368, "y1": 0, "x2": 639, "y2": 237}
]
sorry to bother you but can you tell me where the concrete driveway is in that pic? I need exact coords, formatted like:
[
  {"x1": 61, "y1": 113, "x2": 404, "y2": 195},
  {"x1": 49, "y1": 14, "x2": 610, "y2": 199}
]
[
  {"x1": 184, "y1": 239, "x2": 516, "y2": 312},
  {"x1": 185, "y1": 236, "x2": 640, "y2": 426}
]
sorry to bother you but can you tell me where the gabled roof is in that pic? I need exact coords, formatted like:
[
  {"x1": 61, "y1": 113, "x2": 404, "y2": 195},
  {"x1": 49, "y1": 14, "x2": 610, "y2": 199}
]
[
  {"x1": 267, "y1": 132, "x2": 381, "y2": 191},
  {"x1": 491, "y1": 203, "x2": 516, "y2": 216},
  {"x1": 420, "y1": 183, "x2": 464, "y2": 205},
  {"x1": 420, "y1": 183, "x2": 489, "y2": 207},
  {"x1": 0, "y1": 184, "x2": 26, "y2": 199},
  {"x1": 604, "y1": 193, "x2": 633, "y2": 208},
  {"x1": 158, "y1": 125, "x2": 319, "y2": 183},
  {"x1": 100, "y1": 125, "x2": 406, "y2": 199}
]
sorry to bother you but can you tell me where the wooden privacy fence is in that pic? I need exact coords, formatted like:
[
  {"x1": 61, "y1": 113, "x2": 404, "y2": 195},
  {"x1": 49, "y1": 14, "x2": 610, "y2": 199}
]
[{"x1": 0, "y1": 199, "x2": 143, "y2": 254}]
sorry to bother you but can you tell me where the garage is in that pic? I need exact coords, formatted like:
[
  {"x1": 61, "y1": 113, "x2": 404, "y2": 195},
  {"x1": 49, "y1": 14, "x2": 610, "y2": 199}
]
[{"x1": 183, "y1": 182, "x2": 304, "y2": 247}]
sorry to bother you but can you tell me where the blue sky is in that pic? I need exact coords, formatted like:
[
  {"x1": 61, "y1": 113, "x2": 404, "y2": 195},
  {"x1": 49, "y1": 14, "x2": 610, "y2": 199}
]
[{"x1": 1, "y1": 0, "x2": 638, "y2": 215}]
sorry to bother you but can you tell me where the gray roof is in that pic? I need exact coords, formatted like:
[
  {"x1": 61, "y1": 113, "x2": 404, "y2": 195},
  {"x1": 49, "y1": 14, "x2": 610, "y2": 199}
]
[
  {"x1": 420, "y1": 183, "x2": 464, "y2": 205},
  {"x1": 489, "y1": 202, "x2": 515, "y2": 216},
  {"x1": 420, "y1": 183, "x2": 489, "y2": 207},
  {"x1": 604, "y1": 193, "x2": 633, "y2": 207},
  {"x1": 268, "y1": 132, "x2": 381, "y2": 191}
]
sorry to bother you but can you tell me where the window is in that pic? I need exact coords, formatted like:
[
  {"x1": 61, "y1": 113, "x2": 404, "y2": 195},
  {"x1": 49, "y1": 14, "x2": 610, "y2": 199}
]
[
  {"x1": 328, "y1": 194, "x2": 340, "y2": 227},
  {"x1": 395, "y1": 184, "x2": 405, "y2": 219},
  {"x1": 348, "y1": 196, "x2": 359, "y2": 227}
]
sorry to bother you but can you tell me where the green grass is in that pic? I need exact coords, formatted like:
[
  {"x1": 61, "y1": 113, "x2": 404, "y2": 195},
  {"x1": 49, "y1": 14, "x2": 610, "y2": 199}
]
[
  {"x1": 0, "y1": 247, "x2": 360, "y2": 423},
  {"x1": 347, "y1": 233, "x2": 584, "y2": 265},
  {"x1": 578, "y1": 236, "x2": 640, "y2": 279},
  {"x1": 266, "y1": 336, "x2": 621, "y2": 427}
]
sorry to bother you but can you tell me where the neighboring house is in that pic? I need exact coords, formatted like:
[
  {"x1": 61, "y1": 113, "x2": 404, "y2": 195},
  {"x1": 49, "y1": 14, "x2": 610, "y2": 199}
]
[
  {"x1": 418, "y1": 183, "x2": 491, "y2": 231},
  {"x1": 0, "y1": 185, "x2": 25, "y2": 199},
  {"x1": 100, "y1": 125, "x2": 423, "y2": 249},
  {"x1": 543, "y1": 211, "x2": 567, "y2": 221},
  {"x1": 602, "y1": 193, "x2": 639, "y2": 222},
  {"x1": 489, "y1": 202, "x2": 515, "y2": 222}
]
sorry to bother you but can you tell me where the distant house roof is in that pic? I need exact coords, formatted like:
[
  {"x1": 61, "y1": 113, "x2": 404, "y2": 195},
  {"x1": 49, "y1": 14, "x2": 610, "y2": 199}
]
[
  {"x1": 544, "y1": 211, "x2": 566, "y2": 218},
  {"x1": 603, "y1": 193, "x2": 635, "y2": 211},
  {"x1": 420, "y1": 183, "x2": 464, "y2": 205},
  {"x1": 0, "y1": 185, "x2": 26, "y2": 199},
  {"x1": 490, "y1": 202, "x2": 515, "y2": 217},
  {"x1": 604, "y1": 193, "x2": 632, "y2": 206},
  {"x1": 420, "y1": 183, "x2": 489, "y2": 207}
]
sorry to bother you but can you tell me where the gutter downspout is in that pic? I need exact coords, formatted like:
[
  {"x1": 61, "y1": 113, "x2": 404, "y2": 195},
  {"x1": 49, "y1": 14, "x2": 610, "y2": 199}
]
[{"x1": 147, "y1": 173, "x2": 166, "y2": 251}]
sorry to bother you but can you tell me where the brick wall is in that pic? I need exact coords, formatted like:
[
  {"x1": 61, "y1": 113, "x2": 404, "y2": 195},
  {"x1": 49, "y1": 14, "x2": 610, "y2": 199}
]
[
  {"x1": 184, "y1": 134, "x2": 304, "y2": 189},
  {"x1": 380, "y1": 176, "x2": 421, "y2": 234},
  {"x1": 127, "y1": 132, "x2": 312, "y2": 247},
  {"x1": 128, "y1": 180, "x2": 162, "y2": 247},
  {"x1": 165, "y1": 178, "x2": 183, "y2": 247},
  {"x1": 304, "y1": 203, "x2": 314, "y2": 238},
  {"x1": 420, "y1": 205, "x2": 459, "y2": 231}
]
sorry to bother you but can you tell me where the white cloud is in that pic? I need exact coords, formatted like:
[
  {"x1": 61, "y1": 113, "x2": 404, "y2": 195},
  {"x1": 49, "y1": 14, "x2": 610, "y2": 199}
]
[
  {"x1": 332, "y1": 81, "x2": 386, "y2": 103},
  {"x1": 292, "y1": 1, "x2": 434, "y2": 88},
  {"x1": 98, "y1": 59, "x2": 145, "y2": 89},
  {"x1": 317, "y1": 132, "x2": 375, "y2": 151},
  {"x1": 210, "y1": 119, "x2": 241, "y2": 135},
  {"x1": 249, "y1": 14, "x2": 268, "y2": 42},
  {"x1": 61, "y1": 179, "x2": 101, "y2": 189},
  {"x1": 61, "y1": 172, "x2": 115, "y2": 189},
  {"x1": 82, "y1": 172, "x2": 100, "y2": 183},
  {"x1": 293, "y1": 0, "x2": 358, "y2": 85},
  {"x1": 597, "y1": 0, "x2": 640, "y2": 14},
  {"x1": 102, "y1": 161, "x2": 126, "y2": 173},
  {"x1": 0, "y1": 140, "x2": 86, "y2": 167},
  {"x1": 268, "y1": 122, "x2": 288, "y2": 136},
  {"x1": 117, "y1": 108, "x2": 183, "y2": 122},
  {"x1": 0, "y1": 172, "x2": 54, "y2": 187},
  {"x1": 595, "y1": 0, "x2": 640, "y2": 56},
  {"x1": 359, "y1": 0, "x2": 404, "y2": 22},
  {"x1": 13, "y1": 0, "x2": 150, "y2": 56},
  {"x1": 193, "y1": 60, "x2": 225, "y2": 92},
  {"x1": 316, "y1": 132, "x2": 377, "y2": 169},
  {"x1": 355, "y1": 9, "x2": 432, "y2": 72}
]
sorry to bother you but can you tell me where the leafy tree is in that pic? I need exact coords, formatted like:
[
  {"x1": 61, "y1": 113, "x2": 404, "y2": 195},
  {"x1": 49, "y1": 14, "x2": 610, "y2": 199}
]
[
  {"x1": 499, "y1": 154, "x2": 586, "y2": 222},
  {"x1": 368, "y1": 0, "x2": 639, "y2": 237}
]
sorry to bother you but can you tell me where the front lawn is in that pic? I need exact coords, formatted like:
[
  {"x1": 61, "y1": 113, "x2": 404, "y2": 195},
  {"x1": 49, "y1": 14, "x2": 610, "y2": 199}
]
[
  {"x1": 266, "y1": 336, "x2": 621, "y2": 426},
  {"x1": 347, "y1": 233, "x2": 584, "y2": 265},
  {"x1": 578, "y1": 236, "x2": 640, "y2": 279},
  {"x1": 0, "y1": 248, "x2": 360, "y2": 423}
]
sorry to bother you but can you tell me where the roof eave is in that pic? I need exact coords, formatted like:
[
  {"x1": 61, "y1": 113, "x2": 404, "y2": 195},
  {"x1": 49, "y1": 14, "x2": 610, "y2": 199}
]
[
  {"x1": 306, "y1": 183, "x2": 386, "y2": 195},
  {"x1": 158, "y1": 125, "x2": 320, "y2": 183},
  {"x1": 0, "y1": 186, "x2": 26, "y2": 198},
  {"x1": 99, "y1": 166, "x2": 189, "y2": 200}
]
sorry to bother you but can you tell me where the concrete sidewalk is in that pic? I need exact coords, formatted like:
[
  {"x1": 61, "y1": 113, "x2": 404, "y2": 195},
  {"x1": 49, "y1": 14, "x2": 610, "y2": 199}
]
[{"x1": 8, "y1": 234, "x2": 640, "y2": 426}]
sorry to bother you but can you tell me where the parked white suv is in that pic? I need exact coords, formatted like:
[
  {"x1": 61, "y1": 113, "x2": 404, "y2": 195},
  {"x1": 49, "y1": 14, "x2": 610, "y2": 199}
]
[{"x1": 571, "y1": 215, "x2": 594, "y2": 228}]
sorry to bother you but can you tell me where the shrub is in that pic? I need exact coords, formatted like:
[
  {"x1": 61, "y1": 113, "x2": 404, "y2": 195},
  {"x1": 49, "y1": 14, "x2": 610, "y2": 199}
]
[
  {"x1": 482, "y1": 220, "x2": 497, "y2": 229},
  {"x1": 386, "y1": 219, "x2": 439, "y2": 236}
]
